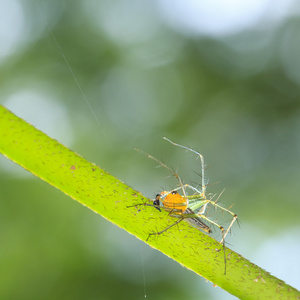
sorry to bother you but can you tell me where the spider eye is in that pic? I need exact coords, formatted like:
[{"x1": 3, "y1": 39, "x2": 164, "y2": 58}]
[
  {"x1": 171, "y1": 191, "x2": 178, "y2": 194},
  {"x1": 153, "y1": 199, "x2": 161, "y2": 211},
  {"x1": 153, "y1": 199, "x2": 160, "y2": 206}
]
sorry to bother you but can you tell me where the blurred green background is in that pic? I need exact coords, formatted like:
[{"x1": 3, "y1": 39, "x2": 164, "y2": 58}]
[{"x1": 1, "y1": 0, "x2": 300, "y2": 299}]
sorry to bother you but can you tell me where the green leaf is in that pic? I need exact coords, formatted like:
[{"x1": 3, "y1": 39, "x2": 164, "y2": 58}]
[{"x1": 0, "y1": 104, "x2": 299, "y2": 299}]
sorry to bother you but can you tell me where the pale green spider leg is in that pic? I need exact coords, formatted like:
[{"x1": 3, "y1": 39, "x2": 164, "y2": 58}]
[{"x1": 184, "y1": 184, "x2": 237, "y2": 244}]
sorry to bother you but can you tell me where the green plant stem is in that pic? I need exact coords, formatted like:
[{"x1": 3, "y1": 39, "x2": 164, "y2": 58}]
[{"x1": 0, "y1": 105, "x2": 299, "y2": 300}]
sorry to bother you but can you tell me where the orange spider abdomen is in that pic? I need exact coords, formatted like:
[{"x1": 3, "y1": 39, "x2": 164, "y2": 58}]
[{"x1": 162, "y1": 191, "x2": 188, "y2": 212}]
